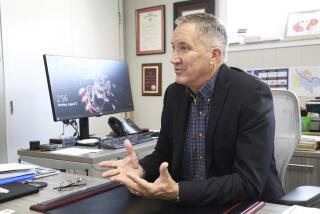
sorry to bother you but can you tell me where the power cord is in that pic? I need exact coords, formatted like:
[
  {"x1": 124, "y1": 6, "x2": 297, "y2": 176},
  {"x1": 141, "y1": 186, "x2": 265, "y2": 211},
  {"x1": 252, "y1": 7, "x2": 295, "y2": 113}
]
[{"x1": 62, "y1": 119, "x2": 79, "y2": 138}]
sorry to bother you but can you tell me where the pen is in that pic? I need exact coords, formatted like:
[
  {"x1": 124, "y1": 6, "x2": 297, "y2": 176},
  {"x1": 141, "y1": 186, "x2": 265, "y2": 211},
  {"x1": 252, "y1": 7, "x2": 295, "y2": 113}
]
[{"x1": 241, "y1": 201, "x2": 265, "y2": 214}]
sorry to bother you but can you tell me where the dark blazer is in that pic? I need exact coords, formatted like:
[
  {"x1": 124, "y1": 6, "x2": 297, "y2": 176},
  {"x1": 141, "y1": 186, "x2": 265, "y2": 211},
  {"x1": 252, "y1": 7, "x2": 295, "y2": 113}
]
[{"x1": 140, "y1": 64, "x2": 284, "y2": 206}]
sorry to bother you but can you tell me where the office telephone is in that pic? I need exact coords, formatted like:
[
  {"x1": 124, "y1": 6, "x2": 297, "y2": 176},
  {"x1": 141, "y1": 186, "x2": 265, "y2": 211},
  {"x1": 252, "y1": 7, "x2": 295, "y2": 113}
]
[{"x1": 108, "y1": 117, "x2": 141, "y2": 137}]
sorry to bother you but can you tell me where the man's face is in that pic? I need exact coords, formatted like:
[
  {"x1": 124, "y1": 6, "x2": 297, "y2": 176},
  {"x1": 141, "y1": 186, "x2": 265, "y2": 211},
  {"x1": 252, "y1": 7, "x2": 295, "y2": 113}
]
[{"x1": 171, "y1": 23, "x2": 214, "y2": 92}]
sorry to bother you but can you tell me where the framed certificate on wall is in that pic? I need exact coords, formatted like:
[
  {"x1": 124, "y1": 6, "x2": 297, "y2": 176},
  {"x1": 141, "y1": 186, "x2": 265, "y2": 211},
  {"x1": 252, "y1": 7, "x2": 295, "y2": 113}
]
[
  {"x1": 142, "y1": 63, "x2": 162, "y2": 96},
  {"x1": 136, "y1": 5, "x2": 165, "y2": 55}
]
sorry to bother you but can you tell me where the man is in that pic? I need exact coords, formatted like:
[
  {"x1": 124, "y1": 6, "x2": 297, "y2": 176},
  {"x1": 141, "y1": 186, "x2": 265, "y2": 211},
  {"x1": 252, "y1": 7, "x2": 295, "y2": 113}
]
[{"x1": 99, "y1": 13, "x2": 284, "y2": 206}]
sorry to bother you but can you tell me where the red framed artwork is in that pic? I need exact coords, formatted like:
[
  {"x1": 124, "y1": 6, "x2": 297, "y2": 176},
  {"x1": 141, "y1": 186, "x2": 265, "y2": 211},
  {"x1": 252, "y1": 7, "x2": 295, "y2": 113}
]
[
  {"x1": 136, "y1": 5, "x2": 165, "y2": 55},
  {"x1": 285, "y1": 10, "x2": 320, "y2": 37},
  {"x1": 142, "y1": 63, "x2": 162, "y2": 96}
]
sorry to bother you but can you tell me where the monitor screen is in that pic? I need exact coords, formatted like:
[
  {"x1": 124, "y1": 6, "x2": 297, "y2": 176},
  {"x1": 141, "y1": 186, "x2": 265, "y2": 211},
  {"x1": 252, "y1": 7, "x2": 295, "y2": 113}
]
[{"x1": 43, "y1": 54, "x2": 134, "y2": 139}]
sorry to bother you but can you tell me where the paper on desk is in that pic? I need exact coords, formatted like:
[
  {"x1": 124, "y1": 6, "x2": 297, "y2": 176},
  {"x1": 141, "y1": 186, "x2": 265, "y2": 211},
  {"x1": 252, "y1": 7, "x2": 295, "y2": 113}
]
[
  {"x1": 282, "y1": 205, "x2": 320, "y2": 214},
  {"x1": 0, "y1": 170, "x2": 35, "y2": 179},
  {"x1": 0, "y1": 163, "x2": 37, "y2": 173},
  {"x1": 50, "y1": 147, "x2": 102, "y2": 156},
  {"x1": 301, "y1": 135, "x2": 320, "y2": 142}
]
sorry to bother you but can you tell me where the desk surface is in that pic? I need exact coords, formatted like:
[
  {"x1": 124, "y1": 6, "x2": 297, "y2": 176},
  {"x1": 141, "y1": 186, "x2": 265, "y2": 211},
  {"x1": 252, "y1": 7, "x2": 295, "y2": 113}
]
[
  {"x1": 18, "y1": 140, "x2": 156, "y2": 164},
  {"x1": 0, "y1": 173, "x2": 291, "y2": 214},
  {"x1": 18, "y1": 140, "x2": 156, "y2": 176}
]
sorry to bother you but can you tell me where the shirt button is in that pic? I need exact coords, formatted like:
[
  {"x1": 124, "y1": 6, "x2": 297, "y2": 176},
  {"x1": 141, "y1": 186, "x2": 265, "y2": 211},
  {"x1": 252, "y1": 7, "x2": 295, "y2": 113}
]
[
  {"x1": 207, "y1": 98, "x2": 211, "y2": 102},
  {"x1": 200, "y1": 177, "x2": 204, "y2": 180},
  {"x1": 199, "y1": 111, "x2": 203, "y2": 116},
  {"x1": 199, "y1": 155, "x2": 203, "y2": 160},
  {"x1": 198, "y1": 133, "x2": 202, "y2": 137}
]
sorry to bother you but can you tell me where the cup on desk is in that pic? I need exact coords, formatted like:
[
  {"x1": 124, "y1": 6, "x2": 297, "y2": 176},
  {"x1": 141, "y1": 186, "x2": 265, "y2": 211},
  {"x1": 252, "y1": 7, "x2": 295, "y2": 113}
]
[{"x1": 301, "y1": 116, "x2": 311, "y2": 132}]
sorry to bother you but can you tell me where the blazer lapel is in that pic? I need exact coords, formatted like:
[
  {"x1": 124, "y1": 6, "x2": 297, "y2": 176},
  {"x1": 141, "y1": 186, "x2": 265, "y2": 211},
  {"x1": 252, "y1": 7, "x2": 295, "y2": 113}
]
[
  {"x1": 172, "y1": 91, "x2": 190, "y2": 179},
  {"x1": 205, "y1": 64, "x2": 230, "y2": 174}
]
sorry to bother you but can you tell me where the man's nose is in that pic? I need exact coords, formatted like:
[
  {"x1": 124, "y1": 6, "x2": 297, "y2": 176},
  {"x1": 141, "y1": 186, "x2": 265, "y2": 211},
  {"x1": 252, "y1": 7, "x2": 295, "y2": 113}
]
[{"x1": 170, "y1": 53, "x2": 181, "y2": 65}]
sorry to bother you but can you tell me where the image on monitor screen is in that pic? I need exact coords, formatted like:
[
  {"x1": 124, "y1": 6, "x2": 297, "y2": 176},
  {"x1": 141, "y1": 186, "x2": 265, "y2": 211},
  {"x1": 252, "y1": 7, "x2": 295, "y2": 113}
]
[{"x1": 43, "y1": 54, "x2": 134, "y2": 139}]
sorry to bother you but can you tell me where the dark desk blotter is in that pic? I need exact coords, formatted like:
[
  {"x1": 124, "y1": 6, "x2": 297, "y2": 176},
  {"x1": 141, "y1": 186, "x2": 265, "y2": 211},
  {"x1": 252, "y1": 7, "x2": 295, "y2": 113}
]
[
  {"x1": 0, "y1": 182, "x2": 39, "y2": 203},
  {"x1": 40, "y1": 185, "x2": 257, "y2": 214},
  {"x1": 30, "y1": 181, "x2": 122, "y2": 213}
]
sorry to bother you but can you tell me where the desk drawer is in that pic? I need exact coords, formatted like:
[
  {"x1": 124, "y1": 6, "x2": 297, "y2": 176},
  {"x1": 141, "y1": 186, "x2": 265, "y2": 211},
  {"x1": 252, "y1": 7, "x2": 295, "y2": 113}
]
[{"x1": 284, "y1": 156, "x2": 319, "y2": 193}]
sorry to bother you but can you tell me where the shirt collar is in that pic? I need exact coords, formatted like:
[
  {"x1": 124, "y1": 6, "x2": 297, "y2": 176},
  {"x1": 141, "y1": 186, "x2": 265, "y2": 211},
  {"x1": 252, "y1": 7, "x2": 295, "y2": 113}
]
[{"x1": 186, "y1": 68, "x2": 221, "y2": 104}]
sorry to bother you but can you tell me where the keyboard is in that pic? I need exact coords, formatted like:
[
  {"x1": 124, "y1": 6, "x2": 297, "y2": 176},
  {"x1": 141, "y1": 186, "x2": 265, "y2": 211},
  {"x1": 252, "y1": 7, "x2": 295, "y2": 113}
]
[{"x1": 99, "y1": 133, "x2": 154, "y2": 149}]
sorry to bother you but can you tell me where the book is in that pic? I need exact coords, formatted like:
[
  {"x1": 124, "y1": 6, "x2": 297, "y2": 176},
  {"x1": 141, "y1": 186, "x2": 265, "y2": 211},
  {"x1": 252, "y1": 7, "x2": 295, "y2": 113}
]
[
  {"x1": 35, "y1": 167, "x2": 60, "y2": 179},
  {"x1": 0, "y1": 163, "x2": 36, "y2": 173},
  {"x1": 0, "y1": 173, "x2": 36, "y2": 185},
  {"x1": 296, "y1": 135, "x2": 320, "y2": 151}
]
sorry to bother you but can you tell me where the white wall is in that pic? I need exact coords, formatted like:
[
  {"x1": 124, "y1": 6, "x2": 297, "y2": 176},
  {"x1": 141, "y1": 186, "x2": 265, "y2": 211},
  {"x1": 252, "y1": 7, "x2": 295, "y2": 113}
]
[
  {"x1": 123, "y1": 0, "x2": 188, "y2": 130},
  {"x1": 0, "y1": 0, "x2": 122, "y2": 163},
  {"x1": 0, "y1": 23, "x2": 6, "y2": 163},
  {"x1": 227, "y1": 45, "x2": 320, "y2": 105}
]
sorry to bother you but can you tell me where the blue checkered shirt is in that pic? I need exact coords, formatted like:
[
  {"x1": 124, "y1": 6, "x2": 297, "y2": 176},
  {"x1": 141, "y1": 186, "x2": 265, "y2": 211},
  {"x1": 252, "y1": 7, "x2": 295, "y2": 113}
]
[{"x1": 182, "y1": 70, "x2": 220, "y2": 181}]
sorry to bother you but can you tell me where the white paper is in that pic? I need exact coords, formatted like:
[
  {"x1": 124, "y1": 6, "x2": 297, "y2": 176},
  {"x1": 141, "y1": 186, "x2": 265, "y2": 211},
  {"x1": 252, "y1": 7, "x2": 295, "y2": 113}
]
[
  {"x1": 282, "y1": 205, "x2": 320, "y2": 214},
  {"x1": 0, "y1": 163, "x2": 37, "y2": 173},
  {"x1": 301, "y1": 135, "x2": 320, "y2": 142},
  {"x1": 0, "y1": 169, "x2": 35, "y2": 179},
  {"x1": 50, "y1": 148, "x2": 102, "y2": 156},
  {"x1": 139, "y1": 10, "x2": 162, "y2": 52}
]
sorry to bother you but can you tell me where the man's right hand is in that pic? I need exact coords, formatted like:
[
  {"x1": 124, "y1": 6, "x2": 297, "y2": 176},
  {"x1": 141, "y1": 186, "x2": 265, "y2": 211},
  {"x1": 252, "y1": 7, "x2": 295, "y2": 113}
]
[{"x1": 99, "y1": 139, "x2": 144, "y2": 185}]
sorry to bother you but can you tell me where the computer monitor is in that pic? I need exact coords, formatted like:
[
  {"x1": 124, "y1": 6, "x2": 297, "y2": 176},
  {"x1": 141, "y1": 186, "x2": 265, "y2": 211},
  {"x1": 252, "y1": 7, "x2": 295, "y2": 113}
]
[{"x1": 43, "y1": 54, "x2": 134, "y2": 139}]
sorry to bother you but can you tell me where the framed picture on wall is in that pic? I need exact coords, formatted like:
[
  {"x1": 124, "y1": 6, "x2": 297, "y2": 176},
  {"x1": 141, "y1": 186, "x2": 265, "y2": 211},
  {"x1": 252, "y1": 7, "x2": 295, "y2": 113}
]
[
  {"x1": 142, "y1": 63, "x2": 162, "y2": 96},
  {"x1": 136, "y1": 5, "x2": 165, "y2": 55},
  {"x1": 173, "y1": 0, "x2": 215, "y2": 27},
  {"x1": 285, "y1": 10, "x2": 320, "y2": 37}
]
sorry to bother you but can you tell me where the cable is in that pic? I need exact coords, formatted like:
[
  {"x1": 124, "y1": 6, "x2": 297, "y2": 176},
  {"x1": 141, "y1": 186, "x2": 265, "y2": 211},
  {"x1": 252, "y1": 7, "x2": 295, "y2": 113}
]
[{"x1": 62, "y1": 119, "x2": 79, "y2": 137}]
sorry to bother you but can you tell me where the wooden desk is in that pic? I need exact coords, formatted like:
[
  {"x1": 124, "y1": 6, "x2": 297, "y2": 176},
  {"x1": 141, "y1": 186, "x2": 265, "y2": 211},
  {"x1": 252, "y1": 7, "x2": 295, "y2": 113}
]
[
  {"x1": 0, "y1": 173, "x2": 291, "y2": 214},
  {"x1": 0, "y1": 173, "x2": 107, "y2": 213},
  {"x1": 17, "y1": 140, "x2": 156, "y2": 177}
]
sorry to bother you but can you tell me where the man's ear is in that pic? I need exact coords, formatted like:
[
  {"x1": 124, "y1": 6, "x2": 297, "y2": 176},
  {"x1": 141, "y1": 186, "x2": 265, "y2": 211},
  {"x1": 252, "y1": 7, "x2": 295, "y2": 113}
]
[{"x1": 209, "y1": 47, "x2": 222, "y2": 66}]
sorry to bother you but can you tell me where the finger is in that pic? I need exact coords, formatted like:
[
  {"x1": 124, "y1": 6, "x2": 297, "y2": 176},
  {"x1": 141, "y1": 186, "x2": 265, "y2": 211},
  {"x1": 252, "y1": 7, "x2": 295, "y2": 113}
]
[
  {"x1": 128, "y1": 187, "x2": 135, "y2": 194},
  {"x1": 128, "y1": 187, "x2": 141, "y2": 196},
  {"x1": 102, "y1": 169, "x2": 120, "y2": 177},
  {"x1": 159, "y1": 162, "x2": 170, "y2": 179},
  {"x1": 99, "y1": 160, "x2": 119, "y2": 168},
  {"x1": 111, "y1": 174, "x2": 137, "y2": 188},
  {"x1": 124, "y1": 139, "x2": 134, "y2": 156},
  {"x1": 126, "y1": 173, "x2": 150, "y2": 189}
]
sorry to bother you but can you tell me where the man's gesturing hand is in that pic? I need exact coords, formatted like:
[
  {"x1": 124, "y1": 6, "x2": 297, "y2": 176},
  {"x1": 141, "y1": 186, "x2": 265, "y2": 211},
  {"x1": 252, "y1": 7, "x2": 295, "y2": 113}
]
[
  {"x1": 124, "y1": 162, "x2": 179, "y2": 201},
  {"x1": 99, "y1": 139, "x2": 144, "y2": 187}
]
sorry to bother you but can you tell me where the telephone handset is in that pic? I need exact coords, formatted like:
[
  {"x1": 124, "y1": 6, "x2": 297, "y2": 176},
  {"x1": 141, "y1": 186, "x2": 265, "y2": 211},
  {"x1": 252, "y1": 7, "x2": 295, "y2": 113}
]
[{"x1": 108, "y1": 116, "x2": 141, "y2": 137}]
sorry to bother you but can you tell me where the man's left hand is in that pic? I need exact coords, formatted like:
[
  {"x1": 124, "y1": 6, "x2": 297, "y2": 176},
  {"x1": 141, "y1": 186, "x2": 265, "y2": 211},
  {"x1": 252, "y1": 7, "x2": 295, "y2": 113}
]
[{"x1": 113, "y1": 162, "x2": 179, "y2": 201}]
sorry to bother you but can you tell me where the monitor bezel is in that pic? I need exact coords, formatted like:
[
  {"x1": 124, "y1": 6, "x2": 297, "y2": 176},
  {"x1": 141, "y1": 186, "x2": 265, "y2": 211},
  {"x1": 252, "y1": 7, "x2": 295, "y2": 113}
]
[{"x1": 43, "y1": 54, "x2": 134, "y2": 139}]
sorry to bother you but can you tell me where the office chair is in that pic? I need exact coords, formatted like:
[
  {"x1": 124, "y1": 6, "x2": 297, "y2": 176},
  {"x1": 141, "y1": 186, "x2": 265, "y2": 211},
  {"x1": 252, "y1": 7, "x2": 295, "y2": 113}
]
[{"x1": 272, "y1": 89, "x2": 320, "y2": 207}]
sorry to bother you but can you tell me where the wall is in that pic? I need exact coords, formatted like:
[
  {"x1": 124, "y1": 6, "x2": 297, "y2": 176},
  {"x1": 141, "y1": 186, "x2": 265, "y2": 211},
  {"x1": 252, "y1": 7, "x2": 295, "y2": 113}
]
[
  {"x1": 124, "y1": 0, "x2": 320, "y2": 130},
  {"x1": 227, "y1": 45, "x2": 320, "y2": 105},
  {"x1": 123, "y1": 0, "x2": 187, "y2": 130},
  {"x1": 0, "y1": 25, "x2": 6, "y2": 163},
  {"x1": 0, "y1": 0, "x2": 122, "y2": 163}
]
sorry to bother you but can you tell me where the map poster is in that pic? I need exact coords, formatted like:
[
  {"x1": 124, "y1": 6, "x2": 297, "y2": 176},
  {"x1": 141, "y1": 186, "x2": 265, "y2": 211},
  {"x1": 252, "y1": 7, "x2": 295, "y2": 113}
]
[{"x1": 290, "y1": 66, "x2": 320, "y2": 97}]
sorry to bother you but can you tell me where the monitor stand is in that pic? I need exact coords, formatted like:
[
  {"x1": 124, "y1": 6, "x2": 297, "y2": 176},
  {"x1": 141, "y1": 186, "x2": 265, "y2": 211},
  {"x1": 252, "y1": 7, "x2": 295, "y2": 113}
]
[{"x1": 79, "y1": 118, "x2": 89, "y2": 140}]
